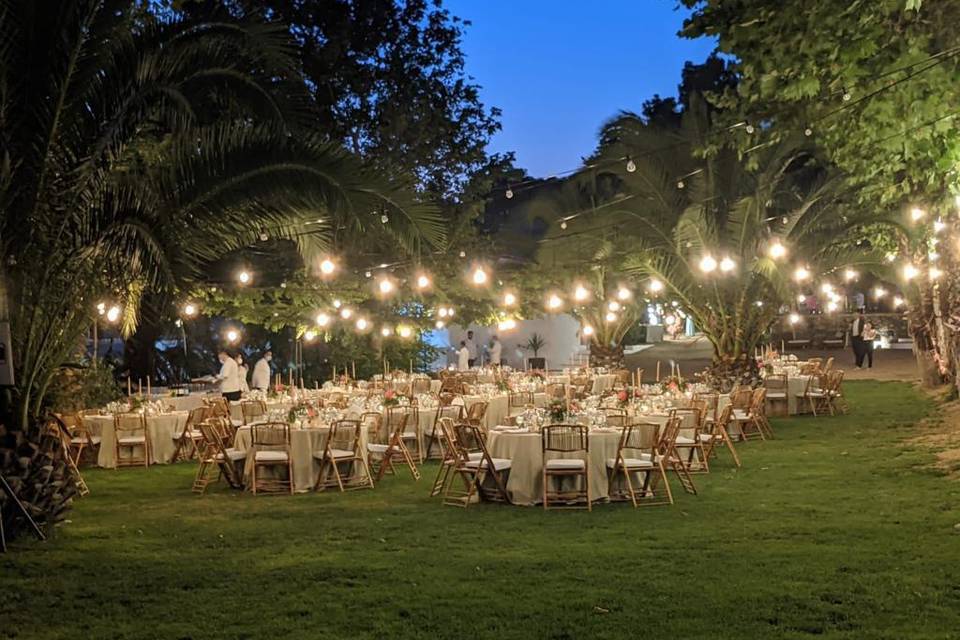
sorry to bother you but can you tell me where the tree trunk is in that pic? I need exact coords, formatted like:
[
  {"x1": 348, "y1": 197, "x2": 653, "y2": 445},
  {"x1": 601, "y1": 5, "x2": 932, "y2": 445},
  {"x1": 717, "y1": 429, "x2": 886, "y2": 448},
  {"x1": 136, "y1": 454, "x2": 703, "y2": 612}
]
[{"x1": 589, "y1": 341, "x2": 624, "y2": 369}]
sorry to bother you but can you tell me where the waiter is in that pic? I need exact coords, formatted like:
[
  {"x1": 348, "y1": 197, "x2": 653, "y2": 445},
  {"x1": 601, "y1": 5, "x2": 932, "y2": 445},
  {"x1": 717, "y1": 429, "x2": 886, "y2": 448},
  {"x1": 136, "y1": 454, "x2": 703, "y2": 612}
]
[
  {"x1": 214, "y1": 349, "x2": 242, "y2": 401},
  {"x1": 850, "y1": 308, "x2": 866, "y2": 369},
  {"x1": 465, "y1": 330, "x2": 478, "y2": 367},
  {"x1": 489, "y1": 335, "x2": 502, "y2": 366},
  {"x1": 251, "y1": 350, "x2": 272, "y2": 390}
]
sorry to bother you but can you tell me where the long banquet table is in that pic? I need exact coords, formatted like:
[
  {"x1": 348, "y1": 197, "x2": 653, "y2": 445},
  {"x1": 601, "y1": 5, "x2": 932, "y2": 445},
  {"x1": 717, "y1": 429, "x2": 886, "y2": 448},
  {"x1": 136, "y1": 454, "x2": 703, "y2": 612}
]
[{"x1": 84, "y1": 411, "x2": 189, "y2": 468}]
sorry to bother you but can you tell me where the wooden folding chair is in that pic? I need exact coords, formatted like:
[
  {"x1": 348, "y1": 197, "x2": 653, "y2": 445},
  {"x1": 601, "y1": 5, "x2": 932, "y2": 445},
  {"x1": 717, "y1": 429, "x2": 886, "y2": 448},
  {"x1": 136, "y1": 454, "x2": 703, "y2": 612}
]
[
  {"x1": 314, "y1": 420, "x2": 374, "y2": 492},
  {"x1": 442, "y1": 423, "x2": 511, "y2": 507},
  {"x1": 192, "y1": 420, "x2": 245, "y2": 494},
  {"x1": 172, "y1": 406, "x2": 207, "y2": 462},
  {"x1": 366, "y1": 413, "x2": 420, "y2": 482},
  {"x1": 607, "y1": 422, "x2": 673, "y2": 506},
  {"x1": 541, "y1": 425, "x2": 591, "y2": 510},
  {"x1": 49, "y1": 415, "x2": 89, "y2": 496},
  {"x1": 114, "y1": 413, "x2": 151, "y2": 468},
  {"x1": 360, "y1": 411, "x2": 383, "y2": 445},
  {"x1": 240, "y1": 400, "x2": 267, "y2": 425},
  {"x1": 508, "y1": 392, "x2": 534, "y2": 415},
  {"x1": 466, "y1": 401, "x2": 489, "y2": 431},
  {"x1": 671, "y1": 406, "x2": 709, "y2": 474},
  {"x1": 763, "y1": 373, "x2": 789, "y2": 418},
  {"x1": 797, "y1": 374, "x2": 831, "y2": 416},
  {"x1": 730, "y1": 388, "x2": 766, "y2": 442},
  {"x1": 387, "y1": 405, "x2": 422, "y2": 463},
  {"x1": 700, "y1": 405, "x2": 741, "y2": 468},
  {"x1": 827, "y1": 370, "x2": 848, "y2": 414},
  {"x1": 430, "y1": 417, "x2": 460, "y2": 497},
  {"x1": 602, "y1": 407, "x2": 628, "y2": 427},
  {"x1": 425, "y1": 403, "x2": 464, "y2": 460},
  {"x1": 657, "y1": 415, "x2": 697, "y2": 495},
  {"x1": 249, "y1": 422, "x2": 293, "y2": 495},
  {"x1": 60, "y1": 412, "x2": 101, "y2": 467}
]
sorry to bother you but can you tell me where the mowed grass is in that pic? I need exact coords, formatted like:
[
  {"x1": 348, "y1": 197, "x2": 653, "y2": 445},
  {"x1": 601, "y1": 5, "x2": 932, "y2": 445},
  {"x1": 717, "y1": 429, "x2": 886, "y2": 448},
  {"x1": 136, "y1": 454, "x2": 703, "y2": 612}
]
[{"x1": 3, "y1": 381, "x2": 960, "y2": 639}]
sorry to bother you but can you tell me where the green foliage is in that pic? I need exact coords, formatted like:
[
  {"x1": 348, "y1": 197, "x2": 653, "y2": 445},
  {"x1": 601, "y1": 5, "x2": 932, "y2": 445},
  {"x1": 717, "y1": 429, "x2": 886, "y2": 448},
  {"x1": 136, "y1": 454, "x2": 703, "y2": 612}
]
[
  {"x1": 522, "y1": 333, "x2": 547, "y2": 357},
  {"x1": 46, "y1": 364, "x2": 123, "y2": 415}
]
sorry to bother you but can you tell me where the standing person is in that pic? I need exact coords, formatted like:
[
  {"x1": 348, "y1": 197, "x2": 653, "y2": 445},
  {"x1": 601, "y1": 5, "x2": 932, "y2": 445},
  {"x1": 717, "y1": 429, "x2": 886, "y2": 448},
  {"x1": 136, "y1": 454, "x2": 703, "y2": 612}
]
[
  {"x1": 862, "y1": 322, "x2": 877, "y2": 369},
  {"x1": 251, "y1": 350, "x2": 272, "y2": 390},
  {"x1": 235, "y1": 353, "x2": 250, "y2": 393},
  {"x1": 465, "y1": 330, "x2": 478, "y2": 367},
  {"x1": 457, "y1": 340, "x2": 470, "y2": 371},
  {"x1": 214, "y1": 349, "x2": 241, "y2": 401},
  {"x1": 850, "y1": 308, "x2": 865, "y2": 369},
  {"x1": 489, "y1": 335, "x2": 502, "y2": 366}
]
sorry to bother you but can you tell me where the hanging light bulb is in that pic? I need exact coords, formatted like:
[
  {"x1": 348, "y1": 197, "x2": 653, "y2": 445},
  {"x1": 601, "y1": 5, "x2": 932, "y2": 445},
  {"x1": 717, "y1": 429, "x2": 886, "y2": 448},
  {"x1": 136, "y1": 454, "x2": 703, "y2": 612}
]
[
  {"x1": 106, "y1": 305, "x2": 121, "y2": 323},
  {"x1": 893, "y1": 296, "x2": 904, "y2": 308},
  {"x1": 582, "y1": 325, "x2": 594, "y2": 336},
  {"x1": 332, "y1": 299, "x2": 342, "y2": 309},
  {"x1": 304, "y1": 330, "x2": 317, "y2": 342},
  {"x1": 459, "y1": 250, "x2": 466, "y2": 258},
  {"x1": 821, "y1": 282, "x2": 834, "y2": 294},
  {"x1": 381, "y1": 325, "x2": 392, "y2": 337},
  {"x1": 910, "y1": 207, "x2": 925, "y2": 222},
  {"x1": 874, "y1": 286, "x2": 887, "y2": 298},
  {"x1": 826, "y1": 301, "x2": 838, "y2": 312},
  {"x1": 677, "y1": 180, "x2": 685, "y2": 189},
  {"x1": 929, "y1": 266, "x2": 943, "y2": 280},
  {"x1": 503, "y1": 292, "x2": 517, "y2": 306},
  {"x1": 378, "y1": 277, "x2": 394, "y2": 295},
  {"x1": 626, "y1": 158, "x2": 637, "y2": 173},
  {"x1": 560, "y1": 221, "x2": 568, "y2": 230},
  {"x1": 844, "y1": 268, "x2": 857, "y2": 282},
  {"x1": 435, "y1": 320, "x2": 445, "y2": 329},
  {"x1": 497, "y1": 318, "x2": 517, "y2": 331},
  {"x1": 380, "y1": 214, "x2": 389, "y2": 224},
  {"x1": 354, "y1": 317, "x2": 368, "y2": 331},
  {"x1": 933, "y1": 218, "x2": 946, "y2": 233},
  {"x1": 226, "y1": 329, "x2": 239, "y2": 343},
  {"x1": 320, "y1": 258, "x2": 336, "y2": 275},
  {"x1": 902, "y1": 264, "x2": 919, "y2": 280},
  {"x1": 768, "y1": 241, "x2": 787, "y2": 259},
  {"x1": 397, "y1": 325, "x2": 413, "y2": 339},
  {"x1": 745, "y1": 124, "x2": 755, "y2": 134},
  {"x1": 96, "y1": 302, "x2": 107, "y2": 315},
  {"x1": 719, "y1": 256, "x2": 736, "y2": 272},
  {"x1": 648, "y1": 279, "x2": 663, "y2": 294},
  {"x1": 573, "y1": 284, "x2": 590, "y2": 302},
  {"x1": 438, "y1": 307, "x2": 449, "y2": 318},
  {"x1": 608, "y1": 300, "x2": 621, "y2": 312},
  {"x1": 316, "y1": 313, "x2": 330, "y2": 327},
  {"x1": 605, "y1": 311, "x2": 617, "y2": 323},
  {"x1": 416, "y1": 274, "x2": 431, "y2": 289},
  {"x1": 340, "y1": 307, "x2": 353, "y2": 319},
  {"x1": 788, "y1": 312, "x2": 800, "y2": 325},
  {"x1": 793, "y1": 266, "x2": 810, "y2": 282},
  {"x1": 471, "y1": 267, "x2": 488, "y2": 285},
  {"x1": 804, "y1": 127, "x2": 813, "y2": 137},
  {"x1": 797, "y1": 294, "x2": 806, "y2": 303},
  {"x1": 547, "y1": 294, "x2": 563, "y2": 310},
  {"x1": 183, "y1": 303, "x2": 197, "y2": 317},
  {"x1": 237, "y1": 270, "x2": 251, "y2": 285},
  {"x1": 699, "y1": 255, "x2": 718, "y2": 273}
]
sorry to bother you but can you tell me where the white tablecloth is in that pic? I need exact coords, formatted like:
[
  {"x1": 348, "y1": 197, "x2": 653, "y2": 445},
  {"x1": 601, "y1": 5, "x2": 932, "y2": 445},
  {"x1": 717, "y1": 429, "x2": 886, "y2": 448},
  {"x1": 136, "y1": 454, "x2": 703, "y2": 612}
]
[
  {"x1": 460, "y1": 393, "x2": 549, "y2": 430},
  {"x1": 84, "y1": 412, "x2": 189, "y2": 468},
  {"x1": 233, "y1": 424, "x2": 369, "y2": 493}
]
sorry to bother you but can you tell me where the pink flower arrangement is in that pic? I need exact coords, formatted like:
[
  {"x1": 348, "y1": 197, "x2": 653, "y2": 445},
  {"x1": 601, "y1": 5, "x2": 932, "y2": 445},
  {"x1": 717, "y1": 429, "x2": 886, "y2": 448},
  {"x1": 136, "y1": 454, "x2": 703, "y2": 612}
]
[{"x1": 383, "y1": 389, "x2": 399, "y2": 406}]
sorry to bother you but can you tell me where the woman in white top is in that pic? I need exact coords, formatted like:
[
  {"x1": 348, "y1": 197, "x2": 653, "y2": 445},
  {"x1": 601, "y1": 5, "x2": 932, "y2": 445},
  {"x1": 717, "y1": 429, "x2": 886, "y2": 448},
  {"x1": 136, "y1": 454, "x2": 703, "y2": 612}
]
[
  {"x1": 215, "y1": 350, "x2": 241, "y2": 401},
  {"x1": 489, "y1": 335, "x2": 502, "y2": 366},
  {"x1": 457, "y1": 340, "x2": 470, "y2": 371},
  {"x1": 235, "y1": 353, "x2": 250, "y2": 393}
]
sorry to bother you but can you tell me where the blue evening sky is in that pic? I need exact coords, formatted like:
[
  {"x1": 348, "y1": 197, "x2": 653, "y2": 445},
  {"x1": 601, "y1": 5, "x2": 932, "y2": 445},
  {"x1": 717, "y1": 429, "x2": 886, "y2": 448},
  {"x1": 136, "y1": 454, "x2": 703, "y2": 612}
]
[{"x1": 445, "y1": 1, "x2": 717, "y2": 177}]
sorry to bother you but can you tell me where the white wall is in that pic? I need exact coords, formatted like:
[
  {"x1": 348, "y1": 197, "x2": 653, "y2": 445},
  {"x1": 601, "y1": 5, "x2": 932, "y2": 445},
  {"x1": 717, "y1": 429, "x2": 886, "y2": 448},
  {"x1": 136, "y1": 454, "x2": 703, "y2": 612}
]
[{"x1": 444, "y1": 314, "x2": 582, "y2": 370}]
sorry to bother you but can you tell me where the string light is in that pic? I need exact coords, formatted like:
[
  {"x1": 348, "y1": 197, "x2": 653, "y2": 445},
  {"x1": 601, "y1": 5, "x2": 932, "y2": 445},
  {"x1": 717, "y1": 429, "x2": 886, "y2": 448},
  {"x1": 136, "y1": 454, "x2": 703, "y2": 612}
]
[
  {"x1": 355, "y1": 318, "x2": 369, "y2": 332},
  {"x1": 416, "y1": 274, "x2": 431, "y2": 289},
  {"x1": 397, "y1": 325, "x2": 413, "y2": 338},
  {"x1": 797, "y1": 294, "x2": 806, "y2": 303},
  {"x1": 893, "y1": 296, "x2": 905, "y2": 308},
  {"x1": 106, "y1": 305, "x2": 121, "y2": 323},
  {"x1": 789, "y1": 313, "x2": 800, "y2": 324},
  {"x1": 625, "y1": 159, "x2": 637, "y2": 173},
  {"x1": 929, "y1": 266, "x2": 943, "y2": 280},
  {"x1": 304, "y1": 330, "x2": 317, "y2": 342},
  {"x1": 793, "y1": 266, "x2": 810, "y2": 282},
  {"x1": 380, "y1": 213, "x2": 389, "y2": 224},
  {"x1": 378, "y1": 278, "x2": 394, "y2": 295},
  {"x1": 459, "y1": 250, "x2": 466, "y2": 258},
  {"x1": 647, "y1": 280, "x2": 663, "y2": 294},
  {"x1": 333, "y1": 299, "x2": 342, "y2": 308},
  {"x1": 910, "y1": 207, "x2": 926, "y2": 222},
  {"x1": 933, "y1": 218, "x2": 946, "y2": 233},
  {"x1": 605, "y1": 311, "x2": 618, "y2": 323},
  {"x1": 237, "y1": 270, "x2": 251, "y2": 285},
  {"x1": 320, "y1": 258, "x2": 336, "y2": 275},
  {"x1": 821, "y1": 282, "x2": 834, "y2": 294},
  {"x1": 505, "y1": 189, "x2": 513, "y2": 199},
  {"x1": 573, "y1": 284, "x2": 590, "y2": 302},
  {"x1": 183, "y1": 303, "x2": 197, "y2": 317},
  {"x1": 316, "y1": 313, "x2": 330, "y2": 327},
  {"x1": 381, "y1": 325, "x2": 392, "y2": 337},
  {"x1": 874, "y1": 286, "x2": 887, "y2": 298},
  {"x1": 226, "y1": 329, "x2": 239, "y2": 343},
  {"x1": 719, "y1": 256, "x2": 736, "y2": 272},
  {"x1": 617, "y1": 286, "x2": 632, "y2": 300},
  {"x1": 582, "y1": 325, "x2": 594, "y2": 336},
  {"x1": 435, "y1": 320, "x2": 445, "y2": 329},
  {"x1": 560, "y1": 221, "x2": 568, "y2": 230},
  {"x1": 471, "y1": 267, "x2": 489, "y2": 285},
  {"x1": 826, "y1": 301, "x2": 838, "y2": 312},
  {"x1": 844, "y1": 268, "x2": 858, "y2": 282},
  {"x1": 96, "y1": 302, "x2": 106, "y2": 315},
  {"x1": 547, "y1": 294, "x2": 563, "y2": 310},
  {"x1": 502, "y1": 292, "x2": 517, "y2": 306},
  {"x1": 608, "y1": 301, "x2": 621, "y2": 312},
  {"x1": 340, "y1": 308, "x2": 353, "y2": 319},
  {"x1": 902, "y1": 264, "x2": 919, "y2": 280},
  {"x1": 699, "y1": 255, "x2": 718, "y2": 273},
  {"x1": 768, "y1": 241, "x2": 787, "y2": 259},
  {"x1": 497, "y1": 318, "x2": 517, "y2": 331}
]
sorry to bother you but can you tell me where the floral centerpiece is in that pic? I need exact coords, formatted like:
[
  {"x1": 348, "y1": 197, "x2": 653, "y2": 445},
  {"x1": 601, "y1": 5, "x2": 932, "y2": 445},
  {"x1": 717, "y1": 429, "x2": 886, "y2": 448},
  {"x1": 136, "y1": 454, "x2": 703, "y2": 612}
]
[
  {"x1": 548, "y1": 398, "x2": 567, "y2": 423},
  {"x1": 269, "y1": 383, "x2": 285, "y2": 400},
  {"x1": 616, "y1": 389, "x2": 631, "y2": 408},
  {"x1": 287, "y1": 401, "x2": 316, "y2": 424},
  {"x1": 661, "y1": 374, "x2": 688, "y2": 394},
  {"x1": 383, "y1": 389, "x2": 400, "y2": 407}
]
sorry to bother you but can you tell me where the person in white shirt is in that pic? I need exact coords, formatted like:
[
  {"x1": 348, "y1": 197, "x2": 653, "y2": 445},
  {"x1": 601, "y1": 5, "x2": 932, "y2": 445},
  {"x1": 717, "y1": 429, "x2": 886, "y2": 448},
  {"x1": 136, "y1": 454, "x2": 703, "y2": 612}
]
[
  {"x1": 489, "y1": 335, "x2": 502, "y2": 366},
  {"x1": 235, "y1": 353, "x2": 250, "y2": 393},
  {"x1": 251, "y1": 350, "x2": 272, "y2": 390},
  {"x1": 465, "y1": 330, "x2": 478, "y2": 367},
  {"x1": 214, "y1": 350, "x2": 241, "y2": 401},
  {"x1": 457, "y1": 340, "x2": 470, "y2": 371}
]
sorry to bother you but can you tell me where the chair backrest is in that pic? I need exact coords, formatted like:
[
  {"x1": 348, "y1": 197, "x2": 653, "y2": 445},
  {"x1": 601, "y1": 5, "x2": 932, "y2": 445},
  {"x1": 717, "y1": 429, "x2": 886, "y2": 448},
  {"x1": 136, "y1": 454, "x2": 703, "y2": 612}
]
[
  {"x1": 617, "y1": 422, "x2": 660, "y2": 460},
  {"x1": 385, "y1": 412, "x2": 409, "y2": 441},
  {"x1": 713, "y1": 404, "x2": 733, "y2": 432},
  {"x1": 823, "y1": 356, "x2": 834, "y2": 373},
  {"x1": 411, "y1": 378, "x2": 433, "y2": 395},
  {"x1": 328, "y1": 420, "x2": 362, "y2": 453},
  {"x1": 731, "y1": 387, "x2": 753, "y2": 409},
  {"x1": 240, "y1": 400, "x2": 266, "y2": 424},
  {"x1": 541, "y1": 424, "x2": 588, "y2": 453},
  {"x1": 251, "y1": 422, "x2": 290, "y2": 448},
  {"x1": 206, "y1": 397, "x2": 230, "y2": 418},
  {"x1": 386, "y1": 405, "x2": 418, "y2": 429},
  {"x1": 603, "y1": 408, "x2": 628, "y2": 427},
  {"x1": 452, "y1": 422, "x2": 486, "y2": 461},
  {"x1": 544, "y1": 383, "x2": 566, "y2": 400},
  {"x1": 437, "y1": 404, "x2": 464, "y2": 423},
  {"x1": 437, "y1": 417, "x2": 460, "y2": 462},
  {"x1": 198, "y1": 420, "x2": 229, "y2": 458},
  {"x1": 508, "y1": 391, "x2": 534, "y2": 408},
  {"x1": 764, "y1": 373, "x2": 788, "y2": 391},
  {"x1": 466, "y1": 401, "x2": 488, "y2": 422},
  {"x1": 670, "y1": 407, "x2": 701, "y2": 431},
  {"x1": 694, "y1": 393, "x2": 719, "y2": 422},
  {"x1": 750, "y1": 388, "x2": 767, "y2": 414},
  {"x1": 114, "y1": 412, "x2": 146, "y2": 435}
]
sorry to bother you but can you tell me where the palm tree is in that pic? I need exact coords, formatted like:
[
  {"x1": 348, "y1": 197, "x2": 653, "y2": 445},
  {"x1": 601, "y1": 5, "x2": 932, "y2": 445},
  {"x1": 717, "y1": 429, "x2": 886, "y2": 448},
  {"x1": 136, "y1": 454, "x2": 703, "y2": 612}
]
[{"x1": 0, "y1": 1, "x2": 440, "y2": 541}]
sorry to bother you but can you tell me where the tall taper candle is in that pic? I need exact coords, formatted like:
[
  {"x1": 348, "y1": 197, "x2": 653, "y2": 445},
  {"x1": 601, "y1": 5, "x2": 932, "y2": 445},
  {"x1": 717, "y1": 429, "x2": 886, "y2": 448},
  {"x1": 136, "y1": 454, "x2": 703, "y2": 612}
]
[
  {"x1": 127, "y1": 377, "x2": 132, "y2": 397},
  {"x1": 138, "y1": 379, "x2": 142, "y2": 396},
  {"x1": 656, "y1": 361, "x2": 660, "y2": 381}
]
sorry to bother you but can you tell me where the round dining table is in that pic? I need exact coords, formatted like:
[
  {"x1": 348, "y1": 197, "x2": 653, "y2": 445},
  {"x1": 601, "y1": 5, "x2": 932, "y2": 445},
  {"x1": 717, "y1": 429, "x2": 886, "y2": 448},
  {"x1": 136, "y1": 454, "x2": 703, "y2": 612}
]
[{"x1": 84, "y1": 411, "x2": 189, "y2": 468}]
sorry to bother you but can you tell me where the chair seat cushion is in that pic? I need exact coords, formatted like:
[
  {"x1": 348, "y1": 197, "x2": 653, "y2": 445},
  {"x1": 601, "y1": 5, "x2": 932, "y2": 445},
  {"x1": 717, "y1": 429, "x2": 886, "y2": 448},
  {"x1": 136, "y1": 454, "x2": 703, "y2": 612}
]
[
  {"x1": 72, "y1": 436, "x2": 102, "y2": 445},
  {"x1": 545, "y1": 458, "x2": 586, "y2": 471},
  {"x1": 324, "y1": 448, "x2": 355, "y2": 459},
  {"x1": 698, "y1": 433, "x2": 716, "y2": 442},
  {"x1": 465, "y1": 457, "x2": 512, "y2": 471},
  {"x1": 231, "y1": 419, "x2": 245, "y2": 428},
  {"x1": 468, "y1": 451, "x2": 483, "y2": 461},
  {"x1": 367, "y1": 443, "x2": 390, "y2": 454},
  {"x1": 606, "y1": 457, "x2": 654, "y2": 469},
  {"x1": 174, "y1": 430, "x2": 203, "y2": 440},
  {"x1": 254, "y1": 450, "x2": 289, "y2": 462},
  {"x1": 215, "y1": 448, "x2": 246, "y2": 462},
  {"x1": 732, "y1": 410, "x2": 751, "y2": 420},
  {"x1": 400, "y1": 431, "x2": 419, "y2": 440},
  {"x1": 117, "y1": 436, "x2": 145, "y2": 445},
  {"x1": 675, "y1": 435, "x2": 697, "y2": 445},
  {"x1": 765, "y1": 392, "x2": 787, "y2": 398}
]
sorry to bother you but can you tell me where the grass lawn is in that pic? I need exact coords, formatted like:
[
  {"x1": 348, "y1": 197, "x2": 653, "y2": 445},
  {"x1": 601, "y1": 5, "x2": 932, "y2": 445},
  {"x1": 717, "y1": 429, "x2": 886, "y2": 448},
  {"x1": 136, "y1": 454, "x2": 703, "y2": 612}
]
[{"x1": 3, "y1": 381, "x2": 960, "y2": 639}]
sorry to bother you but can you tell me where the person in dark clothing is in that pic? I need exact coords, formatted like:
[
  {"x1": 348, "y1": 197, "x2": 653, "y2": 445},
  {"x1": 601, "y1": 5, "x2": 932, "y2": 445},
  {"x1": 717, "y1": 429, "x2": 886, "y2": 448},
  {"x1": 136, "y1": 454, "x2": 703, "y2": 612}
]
[{"x1": 850, "y1": 309, "x2": 866, "y2": 368}]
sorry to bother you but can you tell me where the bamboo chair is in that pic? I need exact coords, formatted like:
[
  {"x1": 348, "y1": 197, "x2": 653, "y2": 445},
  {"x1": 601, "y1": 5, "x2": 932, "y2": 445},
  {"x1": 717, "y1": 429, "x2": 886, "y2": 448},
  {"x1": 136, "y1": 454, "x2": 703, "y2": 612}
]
[
  {"x1": 672, "y1": 407, "x2": 710, "y2": 474},
  {"x1": 466, "y1": 401, "x2": 489, "y2": 431},
  {"x1": 443, "y1": 423, "x2": 512, "y2": 507},
  {"x1": 240, "y1": 400, "x2": 267, "y2": 425},
  {"x1": 431, "y1": 418, "x2": 460, "y2": 497},
  {"x1": 694, "y1": 392, "x2": 720, "y2": 427},
  {"x1": 657, "y1": 415, "x2": 697, "y2": 494},
  {"x1": 827, "y1": 370, "x2": 848, "y2": 414},
  {"x1": 172, "y1": 406, "x2": 207, "y2": 462},
  {"x1": 360, "y1": 412, "x2": 384, "y2": 445},
  {"x1": 823, "y1": 356, "x2": 835, "y2": 373},
  {"x1": 411, "y1": 377, "x2": 433, "y2": 395},
  {"x1": 249, "y1": 422, "x2": 293, "y2": 495},
  {"x1": 730, "y1": 388, "x2": 767, "y2": 441},
  {"x1": 796, "y1": 374, "x2": 831, "y2": 416},
  {"x1": 367, "y1": 413, "x2": 420, "y2": 482},
  {"x1": 61, "y1": 412, "x2": 101, "y2": 467},
  {"x1": 763, "y1": 373, "x2": 789, "y2": 417},
  {"x1": 314, "y1": 420, "x2": 374, "y2": 492},
  {"x1": 607, "y1": 422, "x2": 673, "y2": 506},
  {"x1": 425, "y1": 403, "x2": 465, "y2": 459},
  {"x1": 192, "y1": 420, "x2": 245, "y2": 494},
  {"x1": 541, "y1": 425, "x2": 591, "y2": 510},
  {"x1": 508, "y1": 392, "x2": 534, "y2": 415},
  {"x1": 49, "y1": 415, "x2": 90, "y2": 496},
  {"x1": 544, "y1": 383, "x2": 566, "y2": 401},
  {"x1": 114, "y1": 413, "x2": 151, "y2": 468},
  {"x1": 700, "y1": 405, "x2": 741, "y2": 468},
  {"x1": 602, "y1": 407, "x2": 628, "y2": 428},
  {"x1": 387, "y1": 405, "x2": 422, "y2": 463}
]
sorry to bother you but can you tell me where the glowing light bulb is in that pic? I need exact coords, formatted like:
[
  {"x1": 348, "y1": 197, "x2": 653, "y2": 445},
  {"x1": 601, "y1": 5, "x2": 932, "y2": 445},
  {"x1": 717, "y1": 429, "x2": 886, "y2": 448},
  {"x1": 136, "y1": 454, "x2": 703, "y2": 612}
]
[
  {"x1": 416, "y1": 274, "x2": 431, "y2": 289},
  {"x1": 929, "y1": 266, "x2": 942, "y2": 280},
  {"x1": 226, "y1": 329, "x2": 239, "y2": 343},
  {"x1": 106, "y1": 305, "x2": 121, "y2": 323},
  {"x1": 582, "y1": 325, "x2": 594, "y2": 336},
  {"x1": 438, "y1": 307, "x2": 448, "y2": 318},
  {"x1": 699, "y1": 255, "x2": 718, "y2": 273},
  {"x1": 435, "y1": 320, "x2": 445, "y2": 329},
  {"x1": 608, "y1": 300, "x2": 621, "y2": 312},
  {"x1": 505, "y1": 188, "x2": 513, "y2": 199},
  {"x1": 472, "y1": 267, "x2": 488, "y2": 285},
  {"x1": 304, "y1": 330, "x2": 317, "y2": 342},
  {"x1": 793, "y1": 266, "x2": 810, "y2": 282},
  {"x1": 333, "y1": 299, "x2": 342, "y2": 308},
  {"x1": 381, "y1": 326, "x2": 392, "y2": 337},
  {"x1": 768, "y1": 241, "x2": 787, "y2": 259},
  {"x1": 497, "y1": 319, "x2": 517, "y2": 331},
  {"x1": 797, "y1": 294, "x2": 806, "y2": 303},
  {"x1": 902, "y1": 264, "x2": 918, "y2": 280},
  {"x1": 573, "y1": 285, "x2": 589, "y2": 302},
  {"x1": 893, "y1": 296, "x2": 904, "y2": 308},
  {"x1": 648, "y1": 280, "x2": 663, "y2": 294},
  {"x1": 789, "y1": 313, "x2": 800, "y2": 324},
  {"x1": 316, "y1": 313, "x2": 330, "y2": 327},
  {"x1": 320, "y1": 258, "x2": 336, "y2": 275},
  {"x1": 844, "y1": 268, "x2": 857, "y2": 282},
  {"x1": 447, "y1": 308, "x2": 455, "y2": 317},
  {"x1": 397, "y1": 325, "x2": 413, "y2": 338},
  {"x1": 183, "y1": 303, "x2": 197, "y2": 317},
  {"x1": 340, "y1": 308, "x2": 352, "y2": 319},
  {"x1": 605, "y1": 311, "x2": 617, "y2": 323},
  {"x1": 378, "y1": 278, "x2": 394, "y2": 294},
  {"x1": 910, "y1": 207, "x2": 925, "y2": 222},
  {"x1": 237, "y1": 270, "x2": 251, "y2": 284},
  {"x1": 503, "y1": 292, "x2": 517, "y2": 306},
  {"x1": 626, "y1": 159, "x2": 637, "y2": 173},
  {"x1": 547, "y1": 294, "x2": 563, "y2": 310},
  {"x1": 96, "y1": 302, "x2": 106, "y2": 315},
  {"x1": 821, "y1": 282, "x2": 834, "y2": 294},
  {"x1": 355, "y1": 318, "x2": 368, "y2": 331},
  {"x1": 826, "y1": 301, "x2": 838, "y2": 312},
  {"x1": 380, "y1": 214, "x2": 389, "y2": 224},
  {"x1": 719, "y1": 256, "x2": 736, "y2": 272},
  {"x1": 874, "y1": 286, "x2": 887, "y2": 298},
  {"x1": 934, "y1": 219, "x2": 946, "y2": 233}
]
